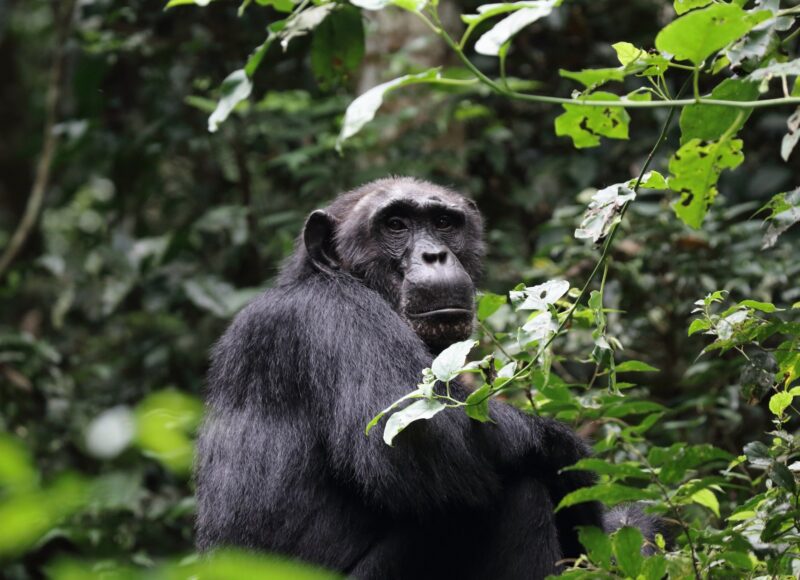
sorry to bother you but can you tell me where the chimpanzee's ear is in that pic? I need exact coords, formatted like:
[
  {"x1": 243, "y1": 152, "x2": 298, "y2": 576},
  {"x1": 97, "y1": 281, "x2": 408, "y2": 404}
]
[{"x1": 303, "y1": 210, "x2": 340, "y2": 272}]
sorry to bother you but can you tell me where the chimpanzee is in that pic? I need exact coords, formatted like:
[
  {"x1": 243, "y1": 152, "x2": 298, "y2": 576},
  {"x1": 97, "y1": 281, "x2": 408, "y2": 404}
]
[{"x1": 195, "y1": 177, "x2": 652, "y2": 578}]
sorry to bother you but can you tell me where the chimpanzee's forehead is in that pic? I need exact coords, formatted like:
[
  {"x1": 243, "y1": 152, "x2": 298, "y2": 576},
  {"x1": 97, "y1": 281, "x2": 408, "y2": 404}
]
[{"x1": 353, "y1": 184, "x2": 467, "y2": 216}]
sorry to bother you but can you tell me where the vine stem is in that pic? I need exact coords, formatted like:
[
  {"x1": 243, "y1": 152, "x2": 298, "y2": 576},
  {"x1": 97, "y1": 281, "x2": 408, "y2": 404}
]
[
  {"x1": 418, "y1": 9, "x2": 800, "y2": 110},
  {"x1": 625, "y1": 442, "x2": 704, "y2": 580},
  {"x1": 466, "y1": 75, "x2": 691, "y2": 408}
]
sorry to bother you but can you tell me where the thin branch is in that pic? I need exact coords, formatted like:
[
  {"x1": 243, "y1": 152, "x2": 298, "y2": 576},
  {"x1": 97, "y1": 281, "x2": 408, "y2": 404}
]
[
  {"x1": 0, "y1": 0, "x2": 76, "y2": 280},
  {"x1": 421, "y1": 9, "x2": 800, "y2": 110}
]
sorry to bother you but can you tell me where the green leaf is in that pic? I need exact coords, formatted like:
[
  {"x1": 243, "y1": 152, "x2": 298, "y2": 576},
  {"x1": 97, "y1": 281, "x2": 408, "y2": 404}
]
[
  {"x1": 688, "y1": 318, "x2": 711, "y2": 336},
  {"x1": 578, "y1": 526, "x2": 612, "y2": 568},
  {"x1": 655, "y1": 4, "x2": 770, "y2": 65},
  {"x1": 640, "y1": 555, "x2": 668, "y2": 580},
  {"x1": 668, "y1": 137, "x2": 744, "y2": 229},
  {"x1": 431, "y1": 339, "x2": 477, "y2": 382},
  {"x1": 559, "y1": 68, "x2": 625, "y2": 90},
  {"x1": 615, "y1": 360, "x2": 659, "y2": 373},
  {"x1": 679, "y1": 79, "x2": 759, "y2": 144},
  {"x1": 135, "y1": 390, "x2": 203, "y2": 474},
  {"x1": 738, "y1": 300, "x2": 780, "y2": 313},
  {"x1": 465, "y1": 384, "x2": 492, "y2": 423},
  {"x1": 673, "y1": 0, "x2": 712, "y2": 15},
  {"x1": 165, "y1": 0, "x2": 212, "y2": 8},
  {"x1": 336, "y1": 69, "x2": 440, "y2": 150},
  {"x1": 649, "y1": 443, "x2": 733, "y2": 484},
  {"x1": 634, "y1": 170, "x2": 668, "y2": 190},
  {"x1": 255, "y1": 0, "x2": 293, "y2": 11},
  {"x1": 612, "y1": 42, "x2": 644, "y2": 66},
  {"x1": 612, "y1": 527, "x2": 644, "y2": 578},
  {"x1": 208, "y1": 69, "x2": 253, "y2": 133},
  {"x1": 0, "y1": 436, "x2": 38, "y2": 492},
  {"x1": 474, "y1": 1, "x2": 560, "y2": 57},
  {"x1": 691, "y1": 488, "x2": 720, "y2": 516},
  {"x1": 477, "y1": 292, "x2": 507, "y2": 321},
  {"x1": 383, "y1": 398, "x2": 447, "y2": 446},
  {"x1": 310, "y1": 6, "x2": 364, "y2": 90},
  {"x1": 768, "y1": 391, "x2": 793, "y2": 417},
  {"x1": 555, "y1": 92, "x2": 630, "y2": 149},
  {"x1": 770, "y1": 462, "x2": 796, "y2": 492},
  {"x1": 556, "y1": 483, "x2": 659, "y2": 510},
  {"x1": 565, "y1": 458, "x2": 650, "y2": 480},
  {"x1": 365, "y1": 390, "x2": 423, "y2": 435}
]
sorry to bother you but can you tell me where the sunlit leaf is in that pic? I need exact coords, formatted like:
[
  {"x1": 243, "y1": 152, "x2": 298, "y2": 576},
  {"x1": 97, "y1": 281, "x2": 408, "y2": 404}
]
[
  {"x1": 691, "y1": 488, "x2": 720, "y2": 516},
  {"x1": 673, "y1": 0, "x2": 712, "y2": 15},
  {"x1": 555, "y1": 92, "x2": 630, "y2": 149},
  {"x1": 431, "y1": 339, "x2": 477, "y2": 382},
  {"x1": 769, "y1": 391, "x2": 793, "y2": 417},
  {"x1": 655, "y1": 4, "x2": 769, "y2": 65},
  {"x1": 516, "y1": 280, "x2": 570, "y2": 311},
  {"x1": 668, "y1": 138, "x2": 744, "y2": 229},
  {"x1": 575, "y1": 183, "x2": 635, "y2": 242},
  {"x1": 336, "y1": 69, "x2": 440, "y2": 150},
  {"x1": 559, "y1": 67, "x2": 625, "y2": 90},
  {"x1": 474, "y1": 0, "x2": 559, "y2": 57},
  {"x1": 383, "y1": 398, "x2": 446, "y2": 445},
  {"x1": 208, "y1": 69, "x2": 252, "y2": 133}
]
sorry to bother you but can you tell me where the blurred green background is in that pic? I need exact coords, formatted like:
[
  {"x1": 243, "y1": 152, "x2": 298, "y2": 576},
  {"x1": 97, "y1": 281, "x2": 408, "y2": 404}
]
[{"x1": 0, "y1": 0, "x2": 797, "y2": 576}]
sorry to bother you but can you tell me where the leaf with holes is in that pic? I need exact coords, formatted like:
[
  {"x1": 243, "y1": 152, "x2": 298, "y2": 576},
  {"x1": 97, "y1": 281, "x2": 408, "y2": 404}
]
[
  {"x1": 668, "y1": 138, "x2": 744, "y2": 229},
  {"x1": 555, "y1": 92, "x2": 630, "y2": 149},
  {"x1": 559, "y1": 68, "x2": 625, "y2": 90}
]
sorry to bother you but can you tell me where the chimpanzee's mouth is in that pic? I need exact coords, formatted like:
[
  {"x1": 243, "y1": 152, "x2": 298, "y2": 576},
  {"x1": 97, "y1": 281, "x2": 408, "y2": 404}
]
[{"x1": 407, "y1": 307, "x2": 472, "y2": 318}]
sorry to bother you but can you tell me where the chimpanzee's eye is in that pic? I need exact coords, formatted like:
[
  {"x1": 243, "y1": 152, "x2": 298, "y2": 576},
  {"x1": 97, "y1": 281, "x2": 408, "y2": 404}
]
[
  {"x1": 435, "y1": 215, "x2": 453, "y2": 230},
  {"x1": 386, "y1": 217, "x2": 407, "y2": 231}
]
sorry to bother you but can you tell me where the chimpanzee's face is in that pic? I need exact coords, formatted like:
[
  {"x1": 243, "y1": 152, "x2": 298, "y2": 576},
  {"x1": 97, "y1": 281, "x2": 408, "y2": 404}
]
[
  {"x1": 367, "y1": 194, "x2": 477, "y2": 351},
  {"x1": 303, "y1": 179, "x2": 485, "y2": 353}
]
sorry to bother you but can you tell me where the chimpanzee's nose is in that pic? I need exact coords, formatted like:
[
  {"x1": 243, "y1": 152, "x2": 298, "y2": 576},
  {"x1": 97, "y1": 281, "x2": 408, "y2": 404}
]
[{"x1": 422, "y1": 250, "x2": 448, "y2": 264}]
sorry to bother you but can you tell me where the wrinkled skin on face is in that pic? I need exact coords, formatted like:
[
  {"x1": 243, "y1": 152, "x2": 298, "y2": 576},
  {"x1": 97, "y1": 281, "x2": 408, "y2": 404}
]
[{"x1": 297, "y1": 177, "x2": 485, "y2": 353}]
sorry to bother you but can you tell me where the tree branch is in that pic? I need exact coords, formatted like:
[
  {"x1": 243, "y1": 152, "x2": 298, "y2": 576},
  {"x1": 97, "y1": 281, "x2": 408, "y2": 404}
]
[{"x1": 0, "y1": 0, "x2": 76, "y2": 281}]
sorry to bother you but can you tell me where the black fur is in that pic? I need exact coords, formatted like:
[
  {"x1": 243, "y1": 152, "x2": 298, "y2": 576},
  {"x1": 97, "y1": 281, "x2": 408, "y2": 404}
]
[{"x1": 195, "y1": 177, "x2": 605, "y2": 579}]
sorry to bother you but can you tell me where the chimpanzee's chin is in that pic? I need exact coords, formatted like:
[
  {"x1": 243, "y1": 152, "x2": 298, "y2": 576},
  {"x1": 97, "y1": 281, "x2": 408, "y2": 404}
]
[{"x1": 408, "y1": 311, "x2": 474, "y2": 354}]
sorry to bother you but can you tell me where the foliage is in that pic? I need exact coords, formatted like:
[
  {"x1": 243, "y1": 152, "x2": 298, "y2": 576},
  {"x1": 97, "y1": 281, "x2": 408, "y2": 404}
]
[{"x1": 1, "y1": 0, "x2": 800, "y2": 578}]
